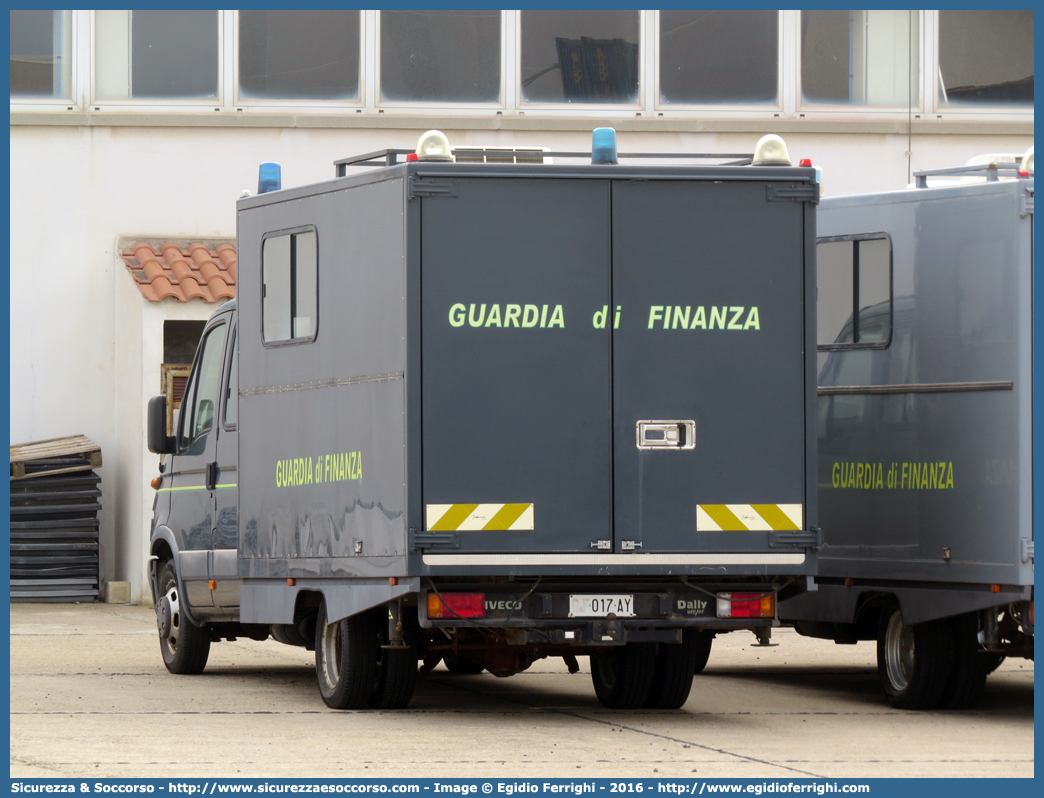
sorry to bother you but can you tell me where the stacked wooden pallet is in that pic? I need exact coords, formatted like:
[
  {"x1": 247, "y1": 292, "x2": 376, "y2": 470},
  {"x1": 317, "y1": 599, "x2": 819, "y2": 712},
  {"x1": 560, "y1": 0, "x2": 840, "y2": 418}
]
[{"x1": 10, "y1": 435, "x2": 102, "y2": 602}]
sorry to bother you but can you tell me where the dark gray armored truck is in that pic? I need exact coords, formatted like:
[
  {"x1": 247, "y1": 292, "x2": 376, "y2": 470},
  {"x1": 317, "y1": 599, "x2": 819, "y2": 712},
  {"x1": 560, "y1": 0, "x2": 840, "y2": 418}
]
[
  {"x1": 780, "y1": 156, "x2": 1034, "y2": 710},
  {"x1": 147, "y1": 131, "x2": 821, "y2": 710}
]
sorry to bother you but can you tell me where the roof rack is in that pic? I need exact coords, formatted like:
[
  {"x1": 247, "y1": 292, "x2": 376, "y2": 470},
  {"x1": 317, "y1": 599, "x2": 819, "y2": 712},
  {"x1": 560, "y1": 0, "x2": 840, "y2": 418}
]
[
  {"x1": 334, "y1": 149, "x2": 754, "y2": 177},
  {"x1": 913, "y1": 162, "x2": 1022, "y2": 189},
  {"x1": 335, "y1": 149, "x2": 414, "y2": 174}
]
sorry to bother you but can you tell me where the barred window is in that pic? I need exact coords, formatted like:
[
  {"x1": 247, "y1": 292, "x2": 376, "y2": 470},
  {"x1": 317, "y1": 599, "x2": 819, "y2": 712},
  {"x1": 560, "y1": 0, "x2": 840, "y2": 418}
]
[
  {"x1": 817, "y1": 235, "x2": 892, "y2": 349},
  {"x1": 262, "y1": 229, "x2": 318, "y2": 344}
]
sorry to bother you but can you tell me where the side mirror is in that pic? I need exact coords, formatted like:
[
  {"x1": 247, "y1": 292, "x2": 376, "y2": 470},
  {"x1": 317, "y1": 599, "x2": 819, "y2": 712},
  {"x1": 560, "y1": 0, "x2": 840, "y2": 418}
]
[{"x1": 147, "y1": 395, "x2": 175, "y2": 454}]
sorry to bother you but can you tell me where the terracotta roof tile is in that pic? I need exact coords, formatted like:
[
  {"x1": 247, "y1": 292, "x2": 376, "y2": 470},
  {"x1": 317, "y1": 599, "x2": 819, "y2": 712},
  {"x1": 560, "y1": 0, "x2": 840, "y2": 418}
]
[{"x1": 122, "y1": 242, "x2": 236, "y2": 303}]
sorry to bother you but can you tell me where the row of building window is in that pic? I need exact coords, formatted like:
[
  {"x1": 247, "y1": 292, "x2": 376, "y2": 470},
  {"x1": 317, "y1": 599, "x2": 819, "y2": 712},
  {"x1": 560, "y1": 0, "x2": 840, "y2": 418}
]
[{"x1": 10, "y1": 10, "x2": 1034, "y2": 113}]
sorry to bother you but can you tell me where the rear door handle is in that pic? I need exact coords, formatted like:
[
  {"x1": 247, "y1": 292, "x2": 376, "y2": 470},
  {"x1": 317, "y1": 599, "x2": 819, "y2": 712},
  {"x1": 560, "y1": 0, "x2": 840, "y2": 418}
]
[
  {"x1": 636, "y1": 420, "x2": 696, "y2": 450},
  {"x1": 205, "y1": 461, "x2": 219, "y2": 491}
]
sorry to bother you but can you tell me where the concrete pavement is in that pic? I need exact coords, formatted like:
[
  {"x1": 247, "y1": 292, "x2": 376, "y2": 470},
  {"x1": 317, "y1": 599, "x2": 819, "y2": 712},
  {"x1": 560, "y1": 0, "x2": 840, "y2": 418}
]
[{"x1": 9, "y1": 603, "x2": 1033, "y2": 779}]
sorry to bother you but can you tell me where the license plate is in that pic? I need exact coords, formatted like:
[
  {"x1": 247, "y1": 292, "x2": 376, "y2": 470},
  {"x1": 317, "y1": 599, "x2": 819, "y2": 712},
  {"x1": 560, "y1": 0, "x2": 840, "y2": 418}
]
[{"x1": 569, "y1": 594, "x2": 635, "y2": 618}]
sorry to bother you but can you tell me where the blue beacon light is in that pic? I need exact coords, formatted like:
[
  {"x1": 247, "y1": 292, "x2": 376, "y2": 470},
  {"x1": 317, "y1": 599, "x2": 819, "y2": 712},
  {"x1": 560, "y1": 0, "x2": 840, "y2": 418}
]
[
  {"x1": 258, "y1": 162, "x2": 282, "y2": 194},
  {"x1": 591, "y1": 128, "x2": 618, "y2": 165}
]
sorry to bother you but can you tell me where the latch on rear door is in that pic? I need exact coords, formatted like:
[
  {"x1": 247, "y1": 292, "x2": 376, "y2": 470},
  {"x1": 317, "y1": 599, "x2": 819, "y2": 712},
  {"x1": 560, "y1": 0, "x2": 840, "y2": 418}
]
[{"x1": 636, "y1": 420, "x2": 696, "y2": 450}]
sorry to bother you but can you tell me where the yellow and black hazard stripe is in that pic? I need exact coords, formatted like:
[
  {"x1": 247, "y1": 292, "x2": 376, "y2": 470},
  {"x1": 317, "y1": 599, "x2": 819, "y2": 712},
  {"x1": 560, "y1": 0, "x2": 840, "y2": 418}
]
[
  {"x1": 426, "y1": 503, "x2": 534, "y2": 531},
  {"x1": 697, "y1": 504, "x2": 802, "y2": 532}
]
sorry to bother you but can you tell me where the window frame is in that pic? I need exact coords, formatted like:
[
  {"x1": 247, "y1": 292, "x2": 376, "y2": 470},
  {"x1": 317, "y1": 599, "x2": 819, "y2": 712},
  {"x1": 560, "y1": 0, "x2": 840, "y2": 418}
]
[
  {"x1": 795, "y1": 10, "x2": 925, "y2": 119},
  {"x1": 816, "y1": 232, "x2": 894, "y2": 352},
  {"x1": 515, "y1": 9, "x2": 647, "y2": 114},
  {"x1": 375, "y1": 9, "x2": 507, "y2": 112},
  {"x1": 9, "y1": 9, "x2": 78, "y2": 108},
  {"x1": 653, "y1": 10, "x2": 785, "y2": 117},
  {"x1": 176, "y1": 318, "x2": 229, "y2": 454},
  {"x1": 9, "y1": 9, "x2": 1034, "y2": 125},
  {"x1": 930, "y1": 9, "x2": 1035, "y2": 118},
  {"x1": 88, "y1": 9, "x2": 225, "y2": 110},
  {"x1": 260, "y1": 225, "x2": 320, "y2": 348},
  {"x1": 232, "y1": 10, "x2": 364, "y2": 110},
  {"x1": 221, "y1": 326, "x2": 238, "y2": 431}
]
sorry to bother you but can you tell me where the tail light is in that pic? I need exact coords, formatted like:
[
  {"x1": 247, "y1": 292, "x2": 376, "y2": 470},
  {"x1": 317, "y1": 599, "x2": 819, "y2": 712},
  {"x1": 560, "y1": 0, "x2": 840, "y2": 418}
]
[
  {"x1": 427, "y1": 592, "x2": 485, "y2": 619},
  {"x1": 717, "y1": 592, "x2": 775, "y2": 619}
]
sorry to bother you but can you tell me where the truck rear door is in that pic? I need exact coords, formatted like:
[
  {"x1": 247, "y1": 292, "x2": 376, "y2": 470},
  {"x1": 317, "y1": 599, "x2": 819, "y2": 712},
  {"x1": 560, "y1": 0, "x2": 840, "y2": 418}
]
[
  {"x1": 421, "y1": 178, "x2": 612, "y2": 553},
  {"x1": 611, "y1": 179, "x2": 807, "y2": 553}
]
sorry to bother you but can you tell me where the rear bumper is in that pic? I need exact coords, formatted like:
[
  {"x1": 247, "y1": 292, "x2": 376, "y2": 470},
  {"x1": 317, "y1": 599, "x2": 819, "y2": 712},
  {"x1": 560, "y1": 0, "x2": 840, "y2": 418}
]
[
  {"x1": 412, "y1": 550, "x2": 814, "y2": 579},
  {"x1": 420, "y1": 552, "x2": 806, "y2": 567},
  {"x1": 419, "y1": 582, "x2": 782, "y2": 642}
]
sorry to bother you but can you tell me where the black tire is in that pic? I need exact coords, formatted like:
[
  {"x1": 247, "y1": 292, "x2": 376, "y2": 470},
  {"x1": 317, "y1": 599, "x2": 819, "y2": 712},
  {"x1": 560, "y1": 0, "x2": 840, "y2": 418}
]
[
  {"x1": 645, "y1": 630, "x2": 699, "y2": 709},
  {"x1": 939, "y1": 613, "x2": 989, "y2": 709},
  {"x1": 314, "y1": 601, "x2": 378, "y2": 709},
  {"x1": 692, "y1": 630, "x2": 715, "y2": 675},
  {"x1": 370, "y1": 607, "x2": 419, "y2": 709},
  {"x1": 156, "y1": 560, "x2": 210, "y2": 675},
  {"x1": 443, "y1": 655, "x2": 485, "y2": 674},
  {"x1": 876, "y1": 607, "x2": 953, "y2": 710},
  {"x1": 590, "y1": 643, "x2": 655, "y2": 709}
]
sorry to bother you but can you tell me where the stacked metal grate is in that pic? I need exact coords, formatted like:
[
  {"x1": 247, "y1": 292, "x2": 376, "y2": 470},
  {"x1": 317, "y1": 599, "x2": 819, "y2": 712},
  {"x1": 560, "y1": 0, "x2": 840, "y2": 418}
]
[{"x1": 10, "y1": 436, "x2": 102, "y2": 603}]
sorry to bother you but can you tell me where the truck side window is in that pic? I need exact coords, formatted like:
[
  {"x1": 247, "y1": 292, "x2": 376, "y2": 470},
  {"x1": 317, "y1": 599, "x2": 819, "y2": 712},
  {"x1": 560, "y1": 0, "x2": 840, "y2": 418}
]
[
  {"x1": 223, "y1": 331, "x2": 238, "y2": 428},
  {"x1": 817, "y1": 234, "x2": 892, "y2": 350},
  {"x1": 178, "y1": 322, "x2": 228, "y2": 451},
  {"x1": 262, "y1": 228, "x2": 318, "y2": 344}
]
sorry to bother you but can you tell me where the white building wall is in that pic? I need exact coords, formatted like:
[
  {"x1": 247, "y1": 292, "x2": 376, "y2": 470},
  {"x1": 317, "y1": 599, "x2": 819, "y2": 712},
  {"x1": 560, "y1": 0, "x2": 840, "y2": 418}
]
[
  {"x1": 112, "y1": 252, "x2": 143, "y2": 600},
  {"x1": 9, "y1": 121, "x2": 1033, "y2": 603}
]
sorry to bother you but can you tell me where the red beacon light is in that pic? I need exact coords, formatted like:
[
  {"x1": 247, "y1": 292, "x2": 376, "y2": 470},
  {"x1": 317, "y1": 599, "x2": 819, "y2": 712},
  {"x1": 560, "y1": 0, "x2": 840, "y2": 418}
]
[
  {"x1": 797, "y1": 158, "x2": 824, "y2": 196},
  {"x1": 1018, "y1": 145, "x2": 1033, "y2": 178},
  {"x1": 406, "y1": 153, "x2": 419, "y2": 162}
]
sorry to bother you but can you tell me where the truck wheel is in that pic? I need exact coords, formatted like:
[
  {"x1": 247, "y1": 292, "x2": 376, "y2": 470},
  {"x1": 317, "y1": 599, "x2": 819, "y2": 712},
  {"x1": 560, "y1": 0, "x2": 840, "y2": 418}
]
[
  {"x1": 590, "y1": 643, "x2": 655, "y2": 709},
  {"x1": 877, "y1": 608, "x2": 952, "y2": 710},
  {"x1": 939, "y1": 613, "x2": 989, "y2": 709},
  {"x1": 314, "y1": 601, "x2": 378, "y2": 710},
  {"x1": 443, "y1": 656, "x2": 485, "y2": 674},
  {"x1": 692, "y1": 630, "x2": 715, "y2": 675},
  {"x1": 156, "y1": 560, "x2": 210, "y2": 675},
  {"x1": 645, "y1": 630, "x2": 699, "y2": 709},
  {"x1": 370, "y1": 607, "x2": 419, "y2": 709}
]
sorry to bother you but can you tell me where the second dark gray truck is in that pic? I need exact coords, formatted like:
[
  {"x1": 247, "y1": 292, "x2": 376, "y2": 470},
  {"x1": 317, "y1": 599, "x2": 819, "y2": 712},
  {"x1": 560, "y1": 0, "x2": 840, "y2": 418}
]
[{"x1": 780, "y1": 157, "x2": 1034, "y2": 710}]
